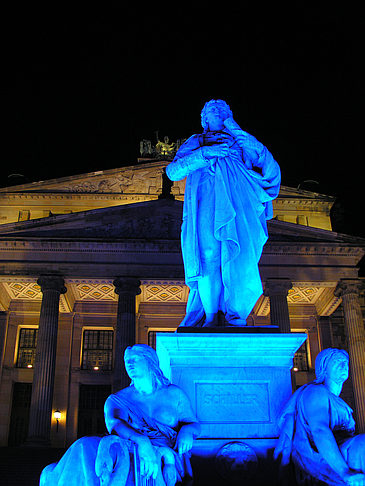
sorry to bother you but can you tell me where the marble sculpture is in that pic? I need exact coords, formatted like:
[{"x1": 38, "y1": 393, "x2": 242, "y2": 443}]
[
  {"x1": 166, "y1": 99, "x2": 281, "y2": 327},
  {"x1": 274, "y1": 348, "x2": 365, "y2": 485},
  {"x1": 40, "y1": 344, "x2": 200, "y2": 485}
]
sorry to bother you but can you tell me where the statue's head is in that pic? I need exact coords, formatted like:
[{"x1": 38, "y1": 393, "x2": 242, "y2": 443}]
[
  {"x1": 201, "y1": 99, "x2": 233, "y2": 132},
  {"x1": 124, "y1": 344, "x2": 170, "y2": 390},
  {"x1": 314, "y1": 348, "x2": 349, "y2": 384}
]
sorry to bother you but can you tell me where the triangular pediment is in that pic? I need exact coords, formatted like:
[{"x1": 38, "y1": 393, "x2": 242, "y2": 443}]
[
  {"x1": 0, "y1": 160, "x2": 169, "y2": 195},
  {"x1": 0, "y1": 159, "x2": 334, "y2": 203},
  {"x1": 277, "y1": 185, "x2": 334, "y2": 201},
  {"x1": 267, "y1": 219, "x2": 365, "y2": 244},
  {"x1": 0, "y1": 198, "x2": 184, "y2": 240},
  {"x1": 0, "y1": 196, "x2": 363, "y2": 247}
]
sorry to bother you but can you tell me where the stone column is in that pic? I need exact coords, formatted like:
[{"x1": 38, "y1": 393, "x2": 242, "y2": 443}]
[
  {"x1": 113, "y1": 277, "x2": 141, "y2": 392},
  {"x1": 318, "y1": 316, "x2": 334, "y2": 350},
  {"x1": 264, "y1": 278, "x2": 293, "y2": 332},
  {"x1": 335, "y1": 279, "x2": 365, "y2": 433},
  {"x1": 26, "y1": 276, "x2": 66, "y2": 446}
]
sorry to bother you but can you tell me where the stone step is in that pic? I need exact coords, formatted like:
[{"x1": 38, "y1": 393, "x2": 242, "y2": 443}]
[{"x1": 0, "y1": 447, "x2": 65, "y2": 486}]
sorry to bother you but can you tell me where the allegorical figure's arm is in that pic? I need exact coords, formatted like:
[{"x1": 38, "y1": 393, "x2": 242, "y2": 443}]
[
  {"x1": 304, "y1": 387, "x2": 365, "y2": 486},
  {"x1": 104, "y1": 395, "x2": 159, "y2": 480},
  {"x1": 173, "y1": 386, "x2": 201, "y2": 454}
]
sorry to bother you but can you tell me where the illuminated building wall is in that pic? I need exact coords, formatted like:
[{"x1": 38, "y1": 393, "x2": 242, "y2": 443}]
[{"x1": 0, "y1": 160, "x2": 364, "y2": 447}]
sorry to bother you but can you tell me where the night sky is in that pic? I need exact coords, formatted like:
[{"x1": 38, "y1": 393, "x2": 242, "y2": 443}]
[{"x1": 2, "y1": 6, "x2": 365, "y2": 238}]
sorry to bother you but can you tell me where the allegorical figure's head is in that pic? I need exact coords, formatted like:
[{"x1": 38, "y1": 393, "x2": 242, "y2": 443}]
[
  {"x1": 314, "y1": 348, "x2": 349, "y2": 384},
  {"x1": 201, "y1": 99, "x2": 233, "y2": 132},
  {"x1": 124, "y1": 344, "x2": 170, "y2": 391}
]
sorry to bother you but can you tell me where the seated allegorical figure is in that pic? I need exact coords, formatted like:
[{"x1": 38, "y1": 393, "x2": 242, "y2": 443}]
[
  {"x1": 274, "y1": 348, "x2": 365, "y2": 486},
  {"x1": 40, "y1": 344, "x2": 200, "y2": 486}
]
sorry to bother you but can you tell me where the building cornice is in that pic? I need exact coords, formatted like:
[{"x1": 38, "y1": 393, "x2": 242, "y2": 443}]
[
  {"x1": 273, "y1": 197, "x2": 333, "y2": 213},
  {"x1": 0, "y1": 193, "x2": 158, "y2": 202},
  {"x1": 263, "y1": 241, "x2": 364, "y2": 258},
  {"x1": 0, "y1": 238, "x2": 362, "y2": 258},
  {"x1": 0, "y1": 238, "x2": 182, "y2": 253}
]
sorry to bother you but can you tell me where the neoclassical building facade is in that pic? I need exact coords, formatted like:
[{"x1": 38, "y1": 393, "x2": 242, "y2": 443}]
[{"x1": 0, "y1": 159, "x2": 364, "y2": 448}]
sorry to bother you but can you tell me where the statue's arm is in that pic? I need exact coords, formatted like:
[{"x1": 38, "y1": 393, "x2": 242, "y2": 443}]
[
  {"x1": 165, "y1": 136, "x2": 210, "y2": 181},
  {"x1": 174, "y1": 386, "x2": 201, "y2": 454},
  {"x1": 223, "y1": 117, "x2": 278, "y2": 174},
  {"x1": 273, "y1": 414, "x2": 294, "y2": 465},
  {"x1": 104, "y1": 396, "x2": 159, "y2": 479},
  {"x1": 104, "y1": 395, "x2": 132, "y2": 437},
  {"x1": 303, "y1": 387, "x2": 357, "y2": 482}
]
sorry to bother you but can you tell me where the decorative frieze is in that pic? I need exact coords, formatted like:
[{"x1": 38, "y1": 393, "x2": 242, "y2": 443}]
[
  {"x1": 59, "y1": 168, "x2": 164, "y2": 194},
  {"x1": 257, "y1": 284, "x2": 342, "y2": 318},
  {"x1": 2, "y1": 281, "x2": 69, "y2": 313},
  {"x1": 74, "y1": 283, "x2": 118, "y2": 301},
  {"x1": 142, "y1": 283, "x2": 189, "y2": 302},
  {"x1": 0, "y1": 239, "x2": 362, "y2": 261},
  {"x1": 0, "y1": 239, "x2": 182, "y2": 253},
  {"x1": 273, "y1": 197, "x2": 333, "y2": 213}
]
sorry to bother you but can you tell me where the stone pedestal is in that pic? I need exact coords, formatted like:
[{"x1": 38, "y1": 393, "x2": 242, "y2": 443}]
[
  {"x1": 157, "y1": 331, "x2": 306, "y2": 439},
  {"x1": 156, "y1": 331, "x2": 306, "y2": 485}
]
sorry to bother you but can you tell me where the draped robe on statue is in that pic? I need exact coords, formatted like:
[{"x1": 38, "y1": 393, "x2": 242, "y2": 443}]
[
  {"x1": 104, "y1": 392, "x2": 193, "y2": 484},
  {"x1": 275, "y1": 383, "x2": 365, "y2": 485},
  {"x1": 40, "y1": 394, "x2": 193, "y2": 485},
  {"x1": 166, "y1": 120, "x2": 281, "y2": 326}
]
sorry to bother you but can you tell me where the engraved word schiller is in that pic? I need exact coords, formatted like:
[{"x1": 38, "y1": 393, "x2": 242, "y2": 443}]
[{"x1": 195, "y1": 381, "x2": 270, "y2": 423}]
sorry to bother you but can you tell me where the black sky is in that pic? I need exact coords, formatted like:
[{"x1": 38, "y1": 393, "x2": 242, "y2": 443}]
[{"x1": 2, "y1": 6, "x2": 365, "y2": 237}]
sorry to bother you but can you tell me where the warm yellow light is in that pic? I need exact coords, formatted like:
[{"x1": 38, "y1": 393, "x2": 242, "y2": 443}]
[
  {"x1": 93, "y1": 366, "x2": 99, "y2": 371},
  {"x1": 293, "y1": 367, "x2": 299, "y2": 372},
  {"x1": 27, "y1": 364, "x2": 33, "y2": 368},
  {"x1": 54, "y1": 410, "x2": 61, "y2": 420}
]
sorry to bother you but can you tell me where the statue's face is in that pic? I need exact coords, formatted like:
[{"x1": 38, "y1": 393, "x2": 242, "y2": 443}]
[
  {"x1": 124, "y1": 350, "x2": 150, "y2": 380},
  {"x1": 205, "y1": 102, "x2": 225, "y2": 131},
  {"x1": 326, "y1": 356, "x2": 349, "y2": 384}
]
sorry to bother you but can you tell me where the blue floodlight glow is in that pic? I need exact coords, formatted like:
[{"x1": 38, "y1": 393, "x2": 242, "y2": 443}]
[{"x1": 166, "y1": 99, "x2": 281, "y2": 328}]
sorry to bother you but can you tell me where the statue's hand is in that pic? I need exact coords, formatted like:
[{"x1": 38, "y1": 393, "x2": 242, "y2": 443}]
[
  {"x1": 174, "y1": 427, "x2": 194, "y2": 454},
  {"x1": 343, "y1": 471, "x2": 365, "y2": 486},
  {"x1": 202, "y1": 142, "x2": 229, "y2": 159},
  {"x1": 136, "y1": 436, "x2": 158, "y2": 480},
  {"x1": 163, "y1": 463, "x2": 177, "y2": 486},
  {"x1": 203, "y1": 132, "x2": 231, "y2": 146}
]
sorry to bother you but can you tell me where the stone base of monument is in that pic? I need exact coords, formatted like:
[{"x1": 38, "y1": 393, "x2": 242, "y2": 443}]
[{"x1": 156, "y1": 331, "x2": 306, "y2": 486}]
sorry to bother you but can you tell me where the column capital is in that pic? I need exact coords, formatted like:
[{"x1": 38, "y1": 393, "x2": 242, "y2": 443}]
[
  {"x1": 334, "y1": 278, "x2": 364, "y2": 298},
  {"x1": 113, "y1": 277, "x2": 141, "y2": 296},
  {"x1": 37, "y1": 276, "x2": 67, "y2": 294},
  {"x1": 264, "y1": 278, "x2": 293, "y2": 297}
]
